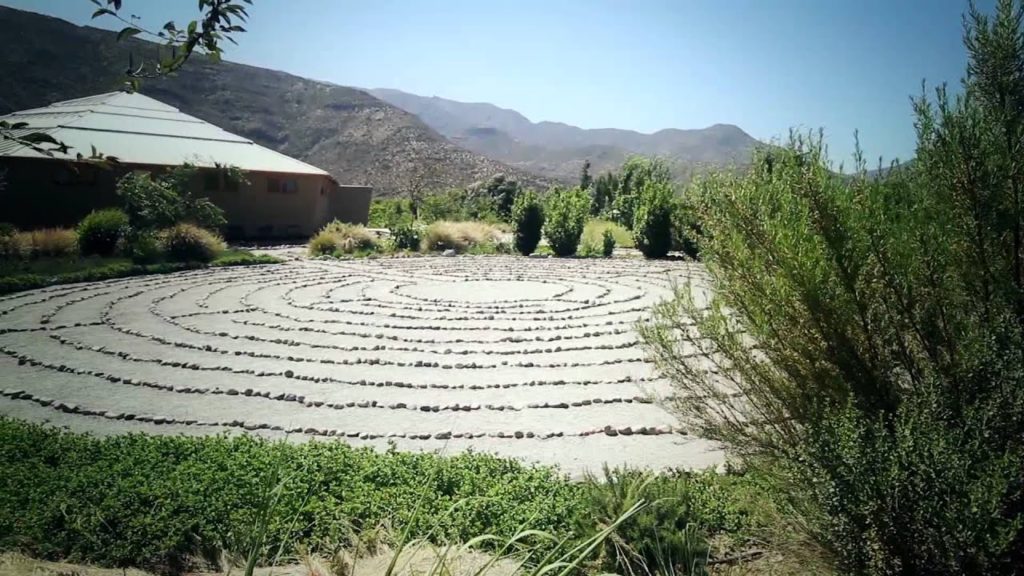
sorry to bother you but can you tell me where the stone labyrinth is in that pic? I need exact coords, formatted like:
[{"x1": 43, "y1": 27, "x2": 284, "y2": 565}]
[{"x1": 0, "y1": 255, "x2": 723, "y2": 475}]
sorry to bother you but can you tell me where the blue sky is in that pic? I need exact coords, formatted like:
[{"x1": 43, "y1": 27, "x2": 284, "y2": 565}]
[{"x1": 3, "y1": 0, "x2": 983, "y2": 164}]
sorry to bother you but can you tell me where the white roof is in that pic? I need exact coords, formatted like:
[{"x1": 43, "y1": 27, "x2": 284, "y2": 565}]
[{"x1": 0, "y1": 91, "x2": 331, "y2": 177}]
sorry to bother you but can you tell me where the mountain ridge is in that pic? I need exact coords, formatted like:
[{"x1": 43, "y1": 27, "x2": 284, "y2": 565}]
[{"x1": 367, "y1": 88, "x2": 762, "y2": 181}]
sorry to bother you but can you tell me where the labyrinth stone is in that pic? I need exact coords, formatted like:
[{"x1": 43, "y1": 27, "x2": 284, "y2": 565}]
[{"x1": 0, "y1": 253, "x2": 723, "y2": 475}]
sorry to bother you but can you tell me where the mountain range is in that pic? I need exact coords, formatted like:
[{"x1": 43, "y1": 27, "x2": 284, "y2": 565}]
[
  {"x1": 369, "y1": 88, "x2": 761, "y2": 182},
  {"x1": 1, "y1": 5, "x2": 762, "y2": 198}
]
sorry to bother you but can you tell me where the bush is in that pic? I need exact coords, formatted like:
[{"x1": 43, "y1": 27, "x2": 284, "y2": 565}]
[
  {"x1": 632, "y1": 180, "x2": 675, "y2": 258},
  {"x1": 581, "y1": 467, "x2": 710, "y2": 576},
  {"x1": 317, "y1": 221, "x2": 377, "y2": 254},
  {"x1": 22, "y1": 228, "x2": 78, "y2": 259},
  {"x1": 0, "y1": 419, "x2": 584, "y2": 572},
  {"x1": 125, "y1": 231, "x2": 163, "y2": 265},
  {"x1": 308, "y1": 231, "x2": 340, "y2": 256},
  {"x1": 542, "y1": 187, "x2": 590, "y2": 256},
  {"x1": 0, "y1": 226, "x2": 26, "y2": 260},
  {"x1": 671, "y1": 196, "x2": 701, "y2": 258},
  {"x1": 419, "y1": 189, "x2": 499, "y2": 224},
  {"x1": 420, "y1": 221, "x2": 500, "y2": 253},
  {"x1": 77, "y1": 208, "x2": 129, "y2": 257},
  {"x1": 159, "y1": 224, "x2": 226, "y2": 263},
  {"x1": 389, "y1": 222, "x2": 421, "y2": 251},
  {"x1": 602, "y1": 229, "x2": 616, "y2": 257},
  {"x1": 511, "y1": 190, "x2": 544, "y2": 255}
]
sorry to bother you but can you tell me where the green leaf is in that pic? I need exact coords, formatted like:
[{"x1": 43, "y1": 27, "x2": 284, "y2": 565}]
[
  {"x1": 89, "y1": 0, "x2": 102, "y2": 6},
  {"x1": 187, "y1": 20, "x2": 197, "y2": 36},
  {"x1": 117, "y1": 27, "x2": 142, "y2": 41},
  {"x1": 22, "y1": 132, "x2": 61, "y2": 145},
  {"x1": 91, "y1": 8, "x2": 115, "y2": 18},
  {"x1": 9, "y1": 122, "x2": 28, "y2": 130}
]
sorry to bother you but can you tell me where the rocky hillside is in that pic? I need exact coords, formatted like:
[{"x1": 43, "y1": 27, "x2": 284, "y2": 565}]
[
  {"x1": 369, "y1": 88, "x2": 763, "y2": 181},
  {"x1": 0, "y1": 6, "x2": 550, "y2": 198}
]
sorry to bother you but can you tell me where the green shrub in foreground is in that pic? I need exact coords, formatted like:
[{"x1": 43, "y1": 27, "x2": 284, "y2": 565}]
[
  {"x1": 389, "y1": 222, "x2": 421, "y2": 251},
  {"x1": 0, "y1": 419, "x2": 584, "y2": 572},
  {"x1": 77, "y1": 209, "x2": 129, "y2": 257},
  {"x1": 632, "y1": 181, "x2": 674, "y2": 258},
  {"x1": 511, "y1": 190, "x2": 544, "y2": 255},
  {"x1": 601, "y1": 229, "x2": 616, "y2": 257},
  {"x1": 542, "y1": 186, "x2": 590, "y2": 257}
]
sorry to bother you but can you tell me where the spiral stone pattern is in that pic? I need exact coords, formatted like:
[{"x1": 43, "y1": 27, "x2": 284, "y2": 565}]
[{"x1": 0, "y1": 255, "x2": 722, "y2": 474}]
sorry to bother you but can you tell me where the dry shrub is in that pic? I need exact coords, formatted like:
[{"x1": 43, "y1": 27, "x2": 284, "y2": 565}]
[
  {"x1": 312, "y1": 221, "x2": 377, "y2": 255},
  {"x1": 420, "y1": 221, "x2": 501, "y2": 253},
  {"x1": 309, "y1": 231, "x2": 341, "y2": 256},
  {"x1": 159, "y1": 223, "x2": 226, "y2": 263},
  {"x1": 0, "y1": 227, "x2": 27, "y2": 260},
  {"x1": 23, "y1": 228, "x2": 78, "y2": 258}
]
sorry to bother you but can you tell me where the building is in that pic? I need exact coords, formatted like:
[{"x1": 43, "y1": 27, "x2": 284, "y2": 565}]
[{"x1": 0, "y1": 91, "x2": 371, "y2": 238}]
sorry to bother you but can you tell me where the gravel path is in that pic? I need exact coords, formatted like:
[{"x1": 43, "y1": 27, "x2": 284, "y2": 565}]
[{"x1": 0, "y1": 255, "x2": 723, "y2": 476}]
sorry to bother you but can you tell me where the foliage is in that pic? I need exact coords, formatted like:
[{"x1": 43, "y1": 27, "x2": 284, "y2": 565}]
[
  {"x1": 639, "y1": 18, "x2": 1024, "y2": 569},
  {"x1": 478, "y1": 175, "x2": 521, "y2": 221},
  {"x1": 542, "y1": 187, "x2": 590, "y2": 257},
  {"x1": 419, "y1": 189, "x2": 499, "y2": 224},
  {"x1": 420, "y1": 221, "x2": 501, "y2": 253},
  {"x1": 0, "y1": 419, "x2": 585, "y2": 572},
  {"x1": 0, "y1": 252, "x2": 277, "y2": 295},
  {"x1": 125, "y1": 231, "x2": 163, "y2": 265},
  {"x1": 159, "y1": 223, "x2": 226, "y2": 263},
  {"x1": 77, "y1": 209, "x2": 129, "y2": 257},
  {"x1": 116, "y1": 166, "x2": 226, "y2": 232},
  {"x1": 579, "y1": 159, "x2": 593, "y2": 191},
  {"x1": 20, "y1": 229, "x2": 78, "y2": 259},
  {"x1": 90, "y1": 0, "x2": 251, "y2": 84},
  {"x1": 631, "y1": 180, "x2": 675, "y2": 258},
  {"x1": 511, "y1": 190, "x2": 545, "y2": 256},
  {"x1": 602, "y1": 229, "x2": 616, "y2": 257},
  {"x1": 611, "y1": 157, "x2": 673, "y2": 226},
  {"x1": 591, "y1": 172, "x2": 619, "y2": 216},
  {"x1": 670, "y1": 196, "x2": 701, "y2": 259},
  {"x1": 389, "y1": 222, "x2": 422, "y2": 251},
  {"x1": 369, "y1": 198, "x2": 415, "y2": 229}
]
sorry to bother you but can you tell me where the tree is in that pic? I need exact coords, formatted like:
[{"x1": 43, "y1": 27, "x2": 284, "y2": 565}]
[
  {"x1": 481, "y1": 174, "x2": 521, "y2": 221},
  {"x1": 117, "y1": 165, "x2": 226, "y2": 231},
  {"x1": 638, "y1": 2, "x2": 1024, "y2": 571},
  {"x1": 591, "y1": 171, "x2": 618, "y2": 216},
  {"x1": 579, "y1": 159, "x2": 593, "y2": 191},
  {"x1": 611, "y1": 157, "x2": 672, "y2": 226}
]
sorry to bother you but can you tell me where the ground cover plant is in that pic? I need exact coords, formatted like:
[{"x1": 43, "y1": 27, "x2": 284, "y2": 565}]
[{"x1": 0, "y1": 419, "x2": 773, "y2": 576}]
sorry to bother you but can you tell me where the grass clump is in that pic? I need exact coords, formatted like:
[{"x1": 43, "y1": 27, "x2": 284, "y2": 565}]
[
  {"x1": 158, "y1": 223, "x2": 226, "y2": 263},
  {"x1": 20, "y1": 229, "x2": 78, "y2": 259},
  {"x1": 309, "y1": 221, "x2": 378, "y2": 256},
  {"x1": 77, "y1": 209, "x2": 129, "y2": 257},
  {"x1": 420, "y1": 221, "x2": 501, "y2": 253}
]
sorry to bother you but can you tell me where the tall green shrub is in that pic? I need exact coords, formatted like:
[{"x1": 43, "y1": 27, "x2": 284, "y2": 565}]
[
  {"x1": 77, "y1": 208, "x2": 129, "y2": 256},
  {"x1": 632, "y1": 181, "x2": 675, "y2": 258},
  {"x1": 543, "y1": 186, "x2": 590, "y2": 257},
  {"x1": 512, "y1": 190, "x2": 544, "y2": 255},
  {"x1": 639, "y1": 2, "x2": 1024, "y2": 572},
  {"x1": 117, "y1": 165, "x2": 226, "y2": 231}
]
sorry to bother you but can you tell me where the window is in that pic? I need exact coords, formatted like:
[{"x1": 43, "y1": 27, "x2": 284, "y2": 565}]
[{"x1": 267, "y1": 177, "x2": 298, "y2": 194}]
